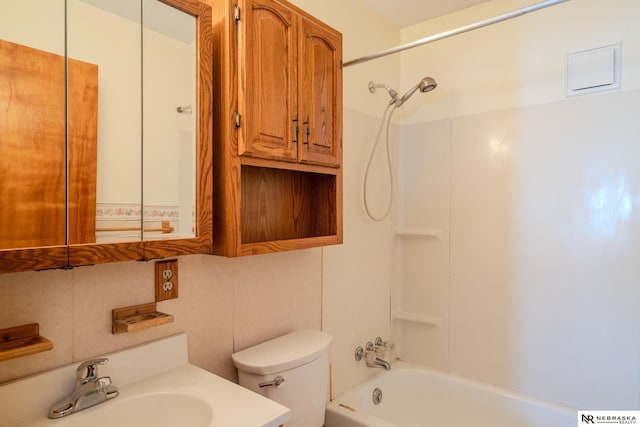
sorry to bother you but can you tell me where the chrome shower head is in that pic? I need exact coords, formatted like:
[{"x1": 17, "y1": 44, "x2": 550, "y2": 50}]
[
  {"x1": 397, "y1": 76, "x2": 437, "y2": 107},
  {"x1": 418, "y1": 76, "x2": 437, "y2": 93},
  {"x1": 369, "y1": 77, "x2": 437, "y2": 107}
]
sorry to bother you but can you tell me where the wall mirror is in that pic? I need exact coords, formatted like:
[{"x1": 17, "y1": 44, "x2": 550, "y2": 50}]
[{"x1": 0, "y1": 0, "x2": 212, "y2": 273}]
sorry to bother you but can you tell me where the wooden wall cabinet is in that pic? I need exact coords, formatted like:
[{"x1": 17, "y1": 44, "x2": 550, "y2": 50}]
[{"x1": 212, "y1": 0, "x2": 343, "y2": 256}]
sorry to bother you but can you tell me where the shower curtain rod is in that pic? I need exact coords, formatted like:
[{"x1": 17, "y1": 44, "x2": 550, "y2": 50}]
[{"x1": 343, "y1": 0, "x2": 570, "y2": 67}]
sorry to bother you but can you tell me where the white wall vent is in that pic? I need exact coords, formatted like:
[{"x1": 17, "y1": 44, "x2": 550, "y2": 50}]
[{"x1": 567, "y1": 44, "x2": 620, "y2": 97}]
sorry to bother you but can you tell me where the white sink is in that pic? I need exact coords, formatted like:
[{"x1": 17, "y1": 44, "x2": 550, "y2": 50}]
[
  {"x1": 56, "y1": 393, "x2": 213, "y2": 427},
  {"x1": 0, "y1": 334, "x2": 290, "y2": 427}
]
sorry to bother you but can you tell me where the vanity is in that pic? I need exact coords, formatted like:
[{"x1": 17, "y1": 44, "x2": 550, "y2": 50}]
[{"x1": 0, "y1": 334, "x2": 290, "y2": 427}]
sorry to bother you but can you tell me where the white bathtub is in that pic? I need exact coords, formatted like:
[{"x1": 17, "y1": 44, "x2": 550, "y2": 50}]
[{"x1": 325, "y1": 361, "x2": 576, "y2": 427}]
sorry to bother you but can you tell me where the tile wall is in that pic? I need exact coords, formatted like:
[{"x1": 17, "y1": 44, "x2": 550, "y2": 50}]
[
  {"x1": 396, "y1": 89, "x2": 640, "y2": 409},
  {"x1": 0, "y1": 249, "x2": 322, "y2": 384}
]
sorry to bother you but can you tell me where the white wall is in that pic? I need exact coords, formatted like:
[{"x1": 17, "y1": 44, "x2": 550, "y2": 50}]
[
  {"x1": 398, "y1": 0, "x2": 640, "y2": 122},
  {"x1": 396, "y1": 0, "x2": 640, "y2": 409}
]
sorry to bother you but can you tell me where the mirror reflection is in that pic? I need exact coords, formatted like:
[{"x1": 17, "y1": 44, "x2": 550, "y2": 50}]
[
  {"x1": 142, "y1": 0, "x2": 196, "y2": 241},
  {"x1": 0, "y1": 0, "x2": 66, "y2": 250},
  {"x1": 0, "y1": 0, "x2": 197, "y2": 250}
]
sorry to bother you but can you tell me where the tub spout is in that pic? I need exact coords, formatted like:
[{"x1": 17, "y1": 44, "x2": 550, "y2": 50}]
[
  {"x1": 365, "y1": 352, "x2": 391, "y2": 370},
  {"x1": 374, "y1": 357, "x2": 391, "y2": 370}
]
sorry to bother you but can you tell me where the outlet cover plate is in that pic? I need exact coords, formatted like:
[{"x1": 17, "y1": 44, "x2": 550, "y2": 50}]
[{"x1": 155, "y1": 259, "x2": 179, "y2": 301}]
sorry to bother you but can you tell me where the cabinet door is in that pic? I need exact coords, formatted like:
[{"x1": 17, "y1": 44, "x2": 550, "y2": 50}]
[
  {"x1": 297, "y1": 16, "x2": 342, "y2": 167},
  {"x1": 238, "y1": 0, "x2": 298, "y2": 161}
]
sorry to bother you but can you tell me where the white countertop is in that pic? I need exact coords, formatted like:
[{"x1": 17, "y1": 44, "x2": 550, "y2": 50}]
[{"x1": 0, "y1": 334, "x2": 290, "y2": 427}]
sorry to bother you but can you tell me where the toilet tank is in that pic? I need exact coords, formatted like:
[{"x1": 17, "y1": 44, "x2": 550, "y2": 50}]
[{"x1": 231, "y1": 330, "x2": 332, "y2": 427}]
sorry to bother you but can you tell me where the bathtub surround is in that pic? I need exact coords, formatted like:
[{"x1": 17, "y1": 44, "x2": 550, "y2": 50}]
[
  {"x1": 395, "y1": 88, "x2": 640, "y2": 410},
  {"x1": 394, "y1": 0, "x2": 640, "y2": 411},
  {"x1": 304, "y1": 0, "x2": 640, "y2": 414}
]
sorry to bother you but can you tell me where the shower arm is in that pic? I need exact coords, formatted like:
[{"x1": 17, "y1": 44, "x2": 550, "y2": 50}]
[{"x1": 369, "y1": 82, "x2": 399, "y2": 104}]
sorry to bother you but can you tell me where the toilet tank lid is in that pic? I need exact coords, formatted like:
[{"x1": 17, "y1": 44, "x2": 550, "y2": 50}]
[{"x1": 232, "y1": 330, "x2": 332, "y2": 375}]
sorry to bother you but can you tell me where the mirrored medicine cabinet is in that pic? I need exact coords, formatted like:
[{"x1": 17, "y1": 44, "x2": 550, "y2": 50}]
[{"x1": 0, "y1": 0, "x2": 212, "y2": 273}]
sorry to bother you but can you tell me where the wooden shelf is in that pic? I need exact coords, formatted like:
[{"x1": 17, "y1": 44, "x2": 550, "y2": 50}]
[
  {"x1": 241, "y1": 166, "x2": 339, "y2": 244},
  {"x1": 112, "y1": 302, "x2": 174, "y2": 334},
  {"x1": 0, "y1": 323, "x2": 53, "y2": 361}
]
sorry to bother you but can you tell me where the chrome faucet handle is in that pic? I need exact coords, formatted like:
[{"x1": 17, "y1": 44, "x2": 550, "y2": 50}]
[{"x1": 76, "y1": 358, "x2": 109, "y2": 384}]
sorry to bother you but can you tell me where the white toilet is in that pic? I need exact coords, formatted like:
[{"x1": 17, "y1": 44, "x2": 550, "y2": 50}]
[{"x1": 231, "y1": 330, "x2": 332, "y2": 427}]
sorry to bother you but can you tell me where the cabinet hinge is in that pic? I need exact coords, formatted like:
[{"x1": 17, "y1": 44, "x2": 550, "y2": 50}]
[
  {"x1": 233, "y1": 111, "x2": 241, "y2": 129},
  {"x1": 233, "y1": 4, "x2": 241, "y2": 23}
]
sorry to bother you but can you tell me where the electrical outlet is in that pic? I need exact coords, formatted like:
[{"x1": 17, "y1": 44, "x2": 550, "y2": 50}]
[{"x1": 155, "y1": 259, "x2": 178, "y2": 301}]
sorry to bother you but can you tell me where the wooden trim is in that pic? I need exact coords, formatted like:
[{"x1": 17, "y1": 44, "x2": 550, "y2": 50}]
[
  {"x1": 240, "y1": 155, "x2": 339, "y2": 174},
  {"x1": 211, "y1": 0, "x2": 242, "y2": 256},
  {"x1": 68, "y1": 242, "x2": 145, "y2": 266},
  {"x1": 240, "y1": 235, "x2": 342, "y2": 256},
  {"x1": 0, "y1": 247, "x2": 69, "y2": 274}
]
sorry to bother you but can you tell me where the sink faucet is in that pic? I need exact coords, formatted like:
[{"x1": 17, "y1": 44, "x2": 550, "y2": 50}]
[{"x1": 48, "y1": 358, "x2": 119, "y2": 419}]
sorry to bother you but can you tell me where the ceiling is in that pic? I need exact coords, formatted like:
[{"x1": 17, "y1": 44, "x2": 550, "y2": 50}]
[{"x1": 360, "y1": 0, "x2": 489, "y2": 28}]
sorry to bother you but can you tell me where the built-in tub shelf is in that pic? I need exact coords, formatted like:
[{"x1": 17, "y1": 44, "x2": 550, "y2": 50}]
[
  {"x1": 112, "y1": 302, "x2": 174, "y2": 334},
  {"x1": 0, "y1": 323, "x2": 53, "y2": 361},
  {"x1": 392, "y1": 310, "x2": 442, "y2": 327},
  {"x1": 393, "y1": 229, "x2": 442, "y2": 239}
]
